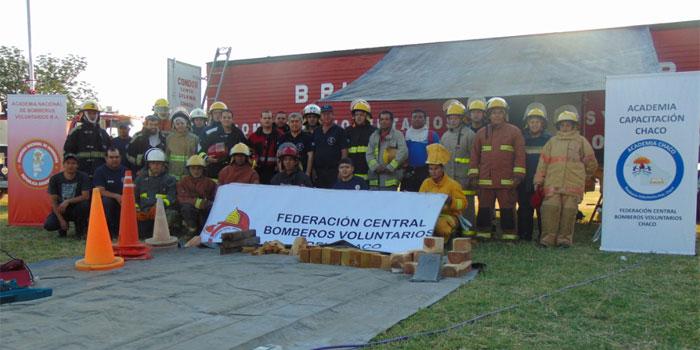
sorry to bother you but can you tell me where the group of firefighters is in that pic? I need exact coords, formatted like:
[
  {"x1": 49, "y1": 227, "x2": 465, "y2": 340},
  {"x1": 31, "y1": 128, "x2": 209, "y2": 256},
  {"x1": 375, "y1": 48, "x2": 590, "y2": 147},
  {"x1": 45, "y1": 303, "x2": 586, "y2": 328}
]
[{"x1": 46, "y1": 96, "x2": 597, "y2": 248}]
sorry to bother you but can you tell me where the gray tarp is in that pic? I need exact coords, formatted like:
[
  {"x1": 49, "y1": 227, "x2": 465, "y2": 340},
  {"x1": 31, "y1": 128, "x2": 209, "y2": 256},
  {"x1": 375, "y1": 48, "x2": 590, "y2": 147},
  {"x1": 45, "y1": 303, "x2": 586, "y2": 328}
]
[
  {"x1": 0, "y1": 249, "x2": 476, "y2": 350},
  {"x1": 324, "y1": 27, "x2": 660, "y2": 101}
]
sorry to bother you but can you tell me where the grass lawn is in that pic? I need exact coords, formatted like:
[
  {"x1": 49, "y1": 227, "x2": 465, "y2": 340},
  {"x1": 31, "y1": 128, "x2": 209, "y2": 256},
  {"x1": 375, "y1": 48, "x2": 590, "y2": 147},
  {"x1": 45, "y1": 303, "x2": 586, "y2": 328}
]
[{"x1": 1, "y1": 193, "x2": 698, "y2": 349}]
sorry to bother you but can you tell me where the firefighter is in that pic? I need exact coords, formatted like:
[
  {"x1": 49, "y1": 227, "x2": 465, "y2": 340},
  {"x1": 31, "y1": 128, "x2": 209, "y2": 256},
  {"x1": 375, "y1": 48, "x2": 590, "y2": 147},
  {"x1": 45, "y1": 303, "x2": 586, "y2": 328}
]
[
  {"x1": 177, "y1": 155, "x2": 217, "y2": 237},
  {"x1": 111, "y1": 121, "x2": 132, "y2": 169},
  {"x1": 165, "y1": 109, "x2": 200, "y2": 180},
  {"x1": 199, "y1": 108, "x2": 247, "y2": 179},
  {"x1": 419, "y1": 143, "x2": 468, "y2": 240},
  {"x1": 467, "y1": 97, "x2": 488, "y2": 134},
  {"x1": 64, "y1": 100, "x2": 112, "y2": 178},
  {"x1": 153, "y1": 98, "x2": 170, "y2": 120},
  {"x1": 312, "y1": 105, "x2": 349, "y2": 188},
  {"x1": 333, "y1": 158, "x2": 369, "y2": 190},
  {"x1": 44, "y1": 153, "x2": 91, "y2": 238},
  {"x1": 275, "y1": 111, "x2": 290, "y2": 133},
  {"x1": 127, "y1": 114, "x2": 167, "y2": 174},
  {"x1": 204, "y1": 101, "x2": 228, "y2": 134},
  {"x1": 270, "y1": 143, "x2": 313, "y2": 186},
  {"x1": 468, "y1": 97, "x2": 526, "y2": 241},
  {"x1": 280, "y1": 112, "x2": 314, "y2": 176},
  {"x1": 517, "y1": 103, "x2": 552, "y2": 241},
  {"x1": 302, "y1": 103, "x2": 322, "y2": 133},
  {"x1": 249, "y1": 110, "x2": 284, "y2": 184},
  {"x1": 534, "y1": 107, "x2": 597, "y2": 248},
  {"x1": 345, "y1": 99, "x2": 376, "y2": 181},
  {"x1": 403, "y1": 108, "x2": 440, "y2": 192},
  {"x1": 190, "y1": 108, "x2": 209, "y2": 141},
  {"x1": 93, "y1": 147, "x2": 126, "y2": 238},
  {"x1": 218, "y1": 143, "x2": 260, "y2": 185},
  {"x1": 366, "y1": 110, "x2": 408, "y2": 191},
  {"x1": 135, "y1": 148, "x2": 178, "y2": 238},
  {"x1": 440, "y1": 100, "x2": 477, "y2": 237}
]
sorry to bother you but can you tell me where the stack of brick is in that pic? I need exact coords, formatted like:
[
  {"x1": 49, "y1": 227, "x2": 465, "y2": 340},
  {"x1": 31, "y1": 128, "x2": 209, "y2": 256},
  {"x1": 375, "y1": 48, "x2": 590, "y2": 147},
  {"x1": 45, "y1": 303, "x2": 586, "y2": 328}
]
[
  {"x1": 390, "y1": 237, "x2": 472, "y2": 278},
  {"x1": 296, "y1": 242, "x2": 391, "y2": 270},
  {"x1": 220, "y1": 230, "x2": 261, "y2": 255}
]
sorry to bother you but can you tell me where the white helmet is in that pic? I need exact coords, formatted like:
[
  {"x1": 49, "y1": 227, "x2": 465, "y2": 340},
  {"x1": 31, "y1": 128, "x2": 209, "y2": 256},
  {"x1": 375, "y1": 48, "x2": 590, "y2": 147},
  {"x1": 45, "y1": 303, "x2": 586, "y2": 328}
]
[
  {"x1": 145, "y1": 148, "x2": 166, "y2": 162},
  {"x1": 189, "y1": 108, "x2": 207, "y2": 120},
  {"x1": 303, "y1": 104, "x2": 321, "y2": 116}
]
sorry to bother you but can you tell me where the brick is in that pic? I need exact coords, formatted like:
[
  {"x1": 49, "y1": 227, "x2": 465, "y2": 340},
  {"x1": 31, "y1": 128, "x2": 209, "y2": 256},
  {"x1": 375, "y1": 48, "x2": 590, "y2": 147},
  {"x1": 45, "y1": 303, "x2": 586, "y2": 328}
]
[
  {"x1": 441, "y1": 261, "x2": 472, "y2": 278},
  {"x1": 321, "y1": 247, "x2": 333, "y2": 264},
  {"x1": 380, "y1": 254, "x2": 391, "y2": 270},
  {"x1": 221, "y1": 230, "x2": 256, "y2": 242},
  {"x1": 390, "y1": 252, "x2": 411, "y2": 268},
  {"x1": 369, "y1": 254, "x2": 383, "y2": 268},
  {"x1": 309, "y1": 247, "x2": 323, "y2": 264},
  {"x1": 360, "y1": 251, "x2": 376, "y2": 268},
  {"x1": 403, "y1": 261, "x2": 417, "y2": 275},
  {"x1": 423, "y1": 237, "x2": 444, "y2": 254},
  {"x1": 452, "y1": 238, "x2": 472, "y2": 252},
  {"x1": 290, "y1": 237, "x2": 308, "y2": 256},
  {"x1": 219, "y1": 246, "x2": 241, "y2": 255},
  {"x1": 407, "y1": 250, "x2": 423, "y2": 262},
  {"x1": 298, "y1": 248, "x2": 310, "y2": 263},
  {"x1": 241, "y1": 246, "x2": 257, "y2": 254},
  {"x1": 330, "y1": 249, "x2": 342, "y2": 265},
  {"x1": 447, "y1": 251, "x2": 472, "y2": 264},
  {"x1": 349, "y1": 250, "x2": 363, "y2": 267},
  {"x1": 340, "y1": 249, "x2": 353, "y2": 266}
]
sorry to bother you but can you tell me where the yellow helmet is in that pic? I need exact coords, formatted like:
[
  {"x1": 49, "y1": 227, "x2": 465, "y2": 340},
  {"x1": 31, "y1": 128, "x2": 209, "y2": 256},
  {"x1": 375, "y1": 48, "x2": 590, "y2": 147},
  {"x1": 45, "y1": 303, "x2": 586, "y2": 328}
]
[
  {"x1": 154, "y1": 98, "x2": 169, "y2": 108},
  {"x1": 486, "y1": 97, "x2": 508, "y2": 111},
  {"x1": 557, "y1": 111, "x2": 579, "y2": 124},
  {"x1": 523, "y1": 102, "x2": 547, "y2": 122},
  {"x1": 446, "y1": 101, "x2": 466, "y2": 116},
  {"x1": 185, "y1": 155, "x2": 206, "y2": 167},
  {"x1": 467, "y1": 97, "x2": 487, "y2": 111},
  {"x1": 425, "y1": 143, "x2": 451, "y2": 166},
  {"x1": 350, "y1": 99, "x2": 371, "y2": 115},
  {"x1": 527, "y1": 108, "x2": 545, "y2": 118},
  {"x1": 230, "y1": 142, "x2": 251, "y2": 157},
  {"x1": 209, "y1": 101, "x2": 228, "y2": 112},
  {"x1": 153, "y1": 98, "x2": 170, "y2": 119},
  {"x1": 80, "y1": 100, "x2": 101, "y2": 112}
]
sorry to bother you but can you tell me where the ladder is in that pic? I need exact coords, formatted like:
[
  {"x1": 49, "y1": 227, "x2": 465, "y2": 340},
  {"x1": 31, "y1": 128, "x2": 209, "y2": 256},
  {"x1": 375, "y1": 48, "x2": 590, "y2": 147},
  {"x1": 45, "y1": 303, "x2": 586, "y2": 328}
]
[{"x1": 201, "y1": 47, "x2": 232, "y2": 109}]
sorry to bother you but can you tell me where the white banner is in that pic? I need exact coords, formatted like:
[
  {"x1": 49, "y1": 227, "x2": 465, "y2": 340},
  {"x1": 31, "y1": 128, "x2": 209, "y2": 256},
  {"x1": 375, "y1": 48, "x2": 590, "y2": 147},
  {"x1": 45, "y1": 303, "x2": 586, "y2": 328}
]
[
  {"x1": 167, "y1": 58, "x2": 202, "y2": 111},
  {"x1": 602, "y1": 72, "x2": 699, "y2": 255},
  {"x1": 199, "y1": 183, "x2": 447, "y2": 253}
]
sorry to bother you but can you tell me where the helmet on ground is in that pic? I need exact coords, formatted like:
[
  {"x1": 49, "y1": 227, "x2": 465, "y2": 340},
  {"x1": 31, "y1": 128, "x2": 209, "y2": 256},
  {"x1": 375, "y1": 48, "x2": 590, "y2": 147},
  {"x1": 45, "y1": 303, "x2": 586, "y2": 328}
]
[
  {"x1": 425, "y1": 143, "x2": 451, "y2": 166},
  {"x1": 80, "y1": 100, "x2": 101, "y2": 112},
  {"x1": 277, "y1": 142, "x2": 299, "y2": 159},
  {"x1": 467, "y1": 97, "x2": 487, "y2": 111},
  {"x1": 208, "y1": 101, "x2": 227, "y2": 113},
  {"x1": 446, "y1": 101, "x2": 467, "y2": 116},
  {"x1": 145, "y1": 148, "x2": 166, "y2": 162},
  {"x1": 523, "y1": 102, "x2": 547, "y2": 123},
  {"x1": 486, "y1": 97, "x2": 508, "y2": 111},
  {"x1": 185, "y1": 155, "x2": 206, "y2": 167},
  {"x1": 350, "y1": 99, "x2": 371, "y2": 115},
  {"x1": 189, "y1": 108, "x2": 207, "y2": 120},
  {"x1": 229, "y1": 143, "x2": 251, "y2": 157},
  {"x1": 303, "y1": 104, "x2": 321, "y2": 117}
]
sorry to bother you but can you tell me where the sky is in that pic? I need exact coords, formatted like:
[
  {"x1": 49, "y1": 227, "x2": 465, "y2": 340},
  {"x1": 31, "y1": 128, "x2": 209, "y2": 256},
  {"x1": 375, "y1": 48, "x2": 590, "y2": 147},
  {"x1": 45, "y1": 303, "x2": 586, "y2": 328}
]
[{"x1": 2, "y1": 0, "x2": 698, "y2": 117}]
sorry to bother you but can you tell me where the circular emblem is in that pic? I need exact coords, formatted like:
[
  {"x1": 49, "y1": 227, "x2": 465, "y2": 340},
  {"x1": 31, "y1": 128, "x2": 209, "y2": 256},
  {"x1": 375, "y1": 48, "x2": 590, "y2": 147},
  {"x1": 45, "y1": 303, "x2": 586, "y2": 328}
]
[
  {"x1": 15, "y1": 140, "x2": 61, "y2": 189},
  {"x1": 296, "y1": 142, "x2": 304, "y2": 152},
  {"x1": 327, "y1": 136, "x2": 336, "y2": 146},
  {"x1": 615, "y1": 139, "x2": 683, "y2": 201},
  {"x1": 354, "y1": 184, "x2": 361, "y2": 190}
]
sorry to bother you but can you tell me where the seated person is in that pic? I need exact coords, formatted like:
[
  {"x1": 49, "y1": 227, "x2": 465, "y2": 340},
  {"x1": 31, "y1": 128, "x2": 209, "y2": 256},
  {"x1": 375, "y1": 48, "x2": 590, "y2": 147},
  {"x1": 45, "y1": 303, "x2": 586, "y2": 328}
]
[
  {"x1": 177, "y1": 155, "x2": 217, "y2": 237},
  {"x1": 270, "y1": 143, "x2": 313, "y2": 187},
  {"x1": 419, "y1": 144, "x2": 468, "y2": 240},
  {"x1": 44, "y1": 153, "x2": 91, "y2": 238},
  {"x1": 135, "y1": 148, "x2": 178, "y2": 238},
  {"x1": 333, "y1": 158, "x2": 369, "y2": 190},
  {"x1": 218, "y1": 143, "x2": 260, "y2": 185},
  {"x1": 93, "y1": 147, "x2": 126, "y2": 238}
]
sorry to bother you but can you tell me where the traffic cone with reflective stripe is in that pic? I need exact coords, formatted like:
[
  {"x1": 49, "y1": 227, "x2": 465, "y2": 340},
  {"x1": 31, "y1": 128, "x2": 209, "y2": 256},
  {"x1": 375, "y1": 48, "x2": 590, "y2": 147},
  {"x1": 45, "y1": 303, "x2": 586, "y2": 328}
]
[
  {"x1": 145, "y1": 197, "x2": 178, "y2": 248},
  {"x1": 76, "y1": 188, "x2": 125, "y2": 271},
  {"x1": 113, "y1": 171, "x2": 152, "y2": 260}
]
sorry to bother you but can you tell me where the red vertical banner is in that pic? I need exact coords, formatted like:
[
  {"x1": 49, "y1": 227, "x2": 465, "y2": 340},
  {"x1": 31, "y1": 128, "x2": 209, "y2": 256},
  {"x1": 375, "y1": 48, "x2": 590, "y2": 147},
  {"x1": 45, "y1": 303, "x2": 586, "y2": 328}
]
[
  {"x1": 7, "y1": 94, "x2": 67, "y2": 226},
  {"x1": 582, "y1": 91, "x2": 606, "y2": 153}
]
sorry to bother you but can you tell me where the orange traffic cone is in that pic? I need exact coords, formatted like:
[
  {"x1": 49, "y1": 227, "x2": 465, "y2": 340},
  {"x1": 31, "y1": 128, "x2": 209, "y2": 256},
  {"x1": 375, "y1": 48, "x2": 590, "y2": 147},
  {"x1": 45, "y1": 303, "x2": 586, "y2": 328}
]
[
  {"x1": 145, "y1": 197, "x2": 178, "y2": 248},
  {"x1": 76, "y1": 188, "x2": 125, "y2": 271},
  {"x1": 113, "y1": 171, "x2": 152, "y2": 260}
]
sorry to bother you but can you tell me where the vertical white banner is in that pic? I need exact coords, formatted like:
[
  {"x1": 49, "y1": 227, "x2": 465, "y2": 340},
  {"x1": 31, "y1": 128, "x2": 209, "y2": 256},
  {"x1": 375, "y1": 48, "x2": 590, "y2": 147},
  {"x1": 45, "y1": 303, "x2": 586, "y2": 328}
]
[
  {"x1": 167, "y1": 59, "x2": 202, "y2": 111},
  {"x1": 602, "y1": 72, "x2": 699, "y2": 255}
]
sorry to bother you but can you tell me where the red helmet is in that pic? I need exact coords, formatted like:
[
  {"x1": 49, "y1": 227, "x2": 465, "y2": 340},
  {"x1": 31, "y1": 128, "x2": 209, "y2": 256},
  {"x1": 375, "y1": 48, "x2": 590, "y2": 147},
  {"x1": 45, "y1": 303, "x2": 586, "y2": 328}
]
[{"x1": 277, "y1": 142, "x2": 299, "y2": 159}]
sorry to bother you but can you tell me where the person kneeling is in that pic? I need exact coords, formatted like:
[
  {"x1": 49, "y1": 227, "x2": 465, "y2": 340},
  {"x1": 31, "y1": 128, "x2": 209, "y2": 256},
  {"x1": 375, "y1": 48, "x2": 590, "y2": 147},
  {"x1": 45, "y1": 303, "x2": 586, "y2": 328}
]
[
  {"x1": 270, "y1": 143, "x2": 313, "y2": 187},
  {"x1": 419, "y1": 144, "x2": 468, "y2": 240},
  {"x1": 218, "y1": 143, "x2": 260, "y2": 185},
  {"x1": 44, "y1": 153, "x2": 91, "y2": 239},
  {"x1": 177, "y1": 155, "x2": 217, "y2": 238},
  {"x1": 333, "y1": 158, "x2": 368, "y2": 190},
  {"x1": 135, "y1": 148, "x2": 178, "y2": 238}
]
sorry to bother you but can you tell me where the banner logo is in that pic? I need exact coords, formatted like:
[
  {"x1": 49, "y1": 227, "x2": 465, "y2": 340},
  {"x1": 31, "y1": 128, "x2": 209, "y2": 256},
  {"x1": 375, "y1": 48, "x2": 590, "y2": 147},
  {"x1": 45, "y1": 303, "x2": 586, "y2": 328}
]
[
  {"x1": 203, "y1": 208, "x2": 251, "y2": 242},
  {"x1": 15, "y1": 139, "x2": 61, "y2": 189},
  {"x1": 616, "y1": 139, "x2": 683, "y2": 201}
]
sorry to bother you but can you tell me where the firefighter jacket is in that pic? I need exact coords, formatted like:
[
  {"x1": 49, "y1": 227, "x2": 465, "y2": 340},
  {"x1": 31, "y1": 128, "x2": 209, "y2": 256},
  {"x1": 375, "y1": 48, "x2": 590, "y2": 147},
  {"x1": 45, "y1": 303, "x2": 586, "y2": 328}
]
[
  {"x1": 534, "y1": 130, "x2": 597, "y2": 200},
  {"x1": 419, "y1": 174, "x2": 468, "y2": 218},
  {"x1": 64, "y1": 122, "x2": 112, "y2": 176},
  {"x1": 346, "y1": 123, "x2": 376, "y2": 179},
  {"x1": 199, "y1": 125, "x2": 247, "y2": 178},
  {"x1": 127, "y1": 131, "x2": 167, "y2": 171},
  {"x1": 248, "y1": 127, "x2": 284, "y2": 171},
  {"x1": 440, "y1": 124, "x2": 476, "y2": 192},
  {"x1": 166, "y1": 131, "x2": 200, "y2": 180},
  {"x1": 366, "y1": 128, "x2": 408, "y2": 188},
  {"x1": 218, "y1": 163, "x2": 260, "y2": 185},
  {"x1": 176, "y1": 175, "x2": 217, "y2": 209},
  {"x1": 522, "y1": 130, "x2": 551, "y2": 192},
  {"x1": 469, "y1": 122, "x2": 526, "y2": 189},
  {"x1": 134, "y1": 170, "x2": 177, "y2": 211}
]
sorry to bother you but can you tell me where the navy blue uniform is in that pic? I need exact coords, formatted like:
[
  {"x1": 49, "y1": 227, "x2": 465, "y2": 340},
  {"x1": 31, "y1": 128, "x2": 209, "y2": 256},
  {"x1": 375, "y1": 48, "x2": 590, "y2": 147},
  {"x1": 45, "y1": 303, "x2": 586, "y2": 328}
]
[
  {"x1": 93, "y1": 164, "x2": 126, "y2": 237},
  {"x1": 333, "y1": 176, "x2": 369, "y2": 190},
  {"x1": 312, "y1": 125, "x2": 348, "y2": 188},
  {"x1": 280, "y1": 131, "x2": 315, "y2": 172},
  {"x1": 517, "y1": 130, "x2": 551, "y2": 240}
]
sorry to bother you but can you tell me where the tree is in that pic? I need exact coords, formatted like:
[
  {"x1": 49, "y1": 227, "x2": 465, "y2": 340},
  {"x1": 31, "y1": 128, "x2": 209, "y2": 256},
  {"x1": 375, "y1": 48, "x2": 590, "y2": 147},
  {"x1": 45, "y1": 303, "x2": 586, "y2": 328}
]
[{"x1": 0, "y1": 46, "x2": 98, "y2": 117}]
